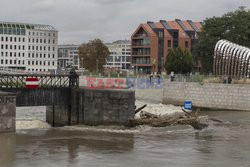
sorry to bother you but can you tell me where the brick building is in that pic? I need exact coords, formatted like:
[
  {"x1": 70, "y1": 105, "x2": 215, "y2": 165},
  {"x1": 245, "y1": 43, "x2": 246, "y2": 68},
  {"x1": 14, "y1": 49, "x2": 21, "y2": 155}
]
[{"x1": 131, "y1": 19, "x2": 202, "y2": 74}]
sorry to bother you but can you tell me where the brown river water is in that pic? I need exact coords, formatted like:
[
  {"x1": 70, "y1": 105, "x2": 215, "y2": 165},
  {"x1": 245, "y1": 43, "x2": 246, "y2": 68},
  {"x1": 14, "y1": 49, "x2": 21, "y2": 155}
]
[{"x1": 1, "y1": 107, "x2": 250, "y2": 167}]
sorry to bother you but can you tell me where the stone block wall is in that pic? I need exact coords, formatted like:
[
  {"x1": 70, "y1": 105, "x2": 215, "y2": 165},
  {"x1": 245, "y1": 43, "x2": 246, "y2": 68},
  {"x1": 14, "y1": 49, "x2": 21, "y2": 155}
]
[
  {"x1": 163, "y1": 82, "x2": 250, "y2": 111},
  {"x1": 46, "y1": 105, "x2": 70, "y2": 127},
  {"x1": 135, "y1": 81, "x2": 250, "y2": 111},
  {"x1": 0, "y1": 91, "x2": 16, "y2": 133},
  {"x1": 83, "y1": 89, "x2": 135, "y2": 125},
  {"x1": 46, "y1": 88, "x2": 135, "y2": 126}
]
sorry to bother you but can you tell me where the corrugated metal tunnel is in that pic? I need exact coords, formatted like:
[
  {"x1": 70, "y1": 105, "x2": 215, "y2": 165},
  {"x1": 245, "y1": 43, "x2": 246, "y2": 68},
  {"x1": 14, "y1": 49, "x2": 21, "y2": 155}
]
[{"x1": 213, "y1": 40, "x2": 250, "y2": 79}]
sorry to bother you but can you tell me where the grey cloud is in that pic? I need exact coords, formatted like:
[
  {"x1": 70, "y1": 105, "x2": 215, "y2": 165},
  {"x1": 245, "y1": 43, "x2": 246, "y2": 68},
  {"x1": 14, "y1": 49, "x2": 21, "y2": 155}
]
[{"x1": 0, "y1": 0, "x2": 249, "y2": 44}]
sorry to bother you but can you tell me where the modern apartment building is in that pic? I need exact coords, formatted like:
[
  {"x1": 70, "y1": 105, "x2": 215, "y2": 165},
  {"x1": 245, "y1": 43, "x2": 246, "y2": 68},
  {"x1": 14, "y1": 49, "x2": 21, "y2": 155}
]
[
  {"x1": 0, "y1": 21, "x2": 58, "y2": 72},
  {"x1": 131, "y1": 19, "x2": 202, "y2": 74},
  {"x1": 58, "y1": 45, "x2": 79, "y2": 69},
  {"x1": 104, "y1": 40, "x2": 131, "y2": 71}
]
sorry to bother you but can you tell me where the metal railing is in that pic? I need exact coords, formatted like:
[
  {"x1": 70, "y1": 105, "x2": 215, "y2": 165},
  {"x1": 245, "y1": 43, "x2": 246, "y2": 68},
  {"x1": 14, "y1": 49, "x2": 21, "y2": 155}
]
[
  {"x1": 0, "y1": 73, "x2": 79, "y2": 88},
  {"x1": 0, "y1": 67, "x2": 50, "y2": 75},
  {"x1": 79, "y1": 72, "x2": 250, "y2": 84}
]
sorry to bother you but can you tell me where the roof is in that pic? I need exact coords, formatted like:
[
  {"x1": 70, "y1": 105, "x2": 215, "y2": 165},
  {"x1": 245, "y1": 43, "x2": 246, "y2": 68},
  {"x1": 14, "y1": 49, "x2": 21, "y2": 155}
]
[
  {"x1": 167, "y1": 21, "x2": 189, "y2": 39},
  {"x1": 194, "y1": 22, "x2": 203, "y2": 30},
  {"x1": 155, "y1": 22, "x2": 172, "y2": 38},
  {"x1": 58, "y1": 45, "x2": 80, "y2": 49},
  {"x1": 131, "y1": 23, "x2": 157, "y2": 38},
  {"x1": 0, "y1": 21, "x2": 57, "y2": 31},
  {"x1": 182, "y1": 21, "x2": 195, "y2": 31},
  {"x1": 132, "y1": 19, "x2": 203, "y2": 39},
  {"x1": 142, "y1": 23, "x2": 157, "y2": 37}
]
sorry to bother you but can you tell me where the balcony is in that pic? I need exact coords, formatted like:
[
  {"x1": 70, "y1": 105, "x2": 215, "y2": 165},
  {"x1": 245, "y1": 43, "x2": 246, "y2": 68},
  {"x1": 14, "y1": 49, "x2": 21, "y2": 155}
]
[
  {"x1": 131, "y1": 45, "x2": 150, "y2": 48},
  {"x1": 132, "y1": 38, "x2": 151, "y2": 47},
  {"x1": 132, "y1": 57, "x2": 151, "y2": 66},
  {"x1": 131, "y1": 63, "x2": 152, "y2": 67},
  {"x1": 132, "y1": 33, "x2": 148, "y2": 39},
  {"x1": 132, "y1": 48, "x2": 151, "y2": 57},
  {"x1": 131, "y1": 53, "x2": 150, "y2": 57}
]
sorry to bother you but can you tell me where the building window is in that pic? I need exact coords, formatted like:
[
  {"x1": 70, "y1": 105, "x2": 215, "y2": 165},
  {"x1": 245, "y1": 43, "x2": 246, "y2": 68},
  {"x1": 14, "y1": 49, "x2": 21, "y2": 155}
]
[
  {"x1": 185, "y1": 41, "x2": 189, "y2": 48},
  {"x1": 168, "y1": 40, "x2": 172, "y2": 48},
  {"x1": 159, "y1": 31, "x2": 163, "y2": 38}
]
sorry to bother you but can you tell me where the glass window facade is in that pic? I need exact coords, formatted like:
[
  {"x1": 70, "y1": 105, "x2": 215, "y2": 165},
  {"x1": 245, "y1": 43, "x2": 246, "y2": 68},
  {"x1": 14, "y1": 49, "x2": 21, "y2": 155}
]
[{"x1": 0, "y1": 23, "x2": 26, "y2": 35}]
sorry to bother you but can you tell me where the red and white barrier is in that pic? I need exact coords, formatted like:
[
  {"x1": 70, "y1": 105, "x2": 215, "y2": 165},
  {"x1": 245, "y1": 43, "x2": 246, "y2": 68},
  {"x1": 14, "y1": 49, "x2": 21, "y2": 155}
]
[{"x1": 26, "y1": 77, "x2": 39, "y2": 89}]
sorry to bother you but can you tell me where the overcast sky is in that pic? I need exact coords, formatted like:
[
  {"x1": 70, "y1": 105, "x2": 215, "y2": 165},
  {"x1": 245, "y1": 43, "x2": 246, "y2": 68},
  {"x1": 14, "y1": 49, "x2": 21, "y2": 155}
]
[{"x1": 0, "y1": 0, "x2": 249, "y2": 44}]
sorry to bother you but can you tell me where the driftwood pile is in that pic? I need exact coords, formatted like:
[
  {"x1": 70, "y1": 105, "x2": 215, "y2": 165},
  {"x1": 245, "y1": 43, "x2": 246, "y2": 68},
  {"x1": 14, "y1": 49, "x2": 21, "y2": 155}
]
[{"x1": 127, "y1": 105, "x2": 222, "y2": 130}]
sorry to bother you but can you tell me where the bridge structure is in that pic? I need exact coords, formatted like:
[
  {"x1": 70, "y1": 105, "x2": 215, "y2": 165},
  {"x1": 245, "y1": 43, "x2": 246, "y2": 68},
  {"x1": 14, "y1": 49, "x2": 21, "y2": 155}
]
[{"x1": 0, "y1": 72, "x2": 135, "y2": 133}]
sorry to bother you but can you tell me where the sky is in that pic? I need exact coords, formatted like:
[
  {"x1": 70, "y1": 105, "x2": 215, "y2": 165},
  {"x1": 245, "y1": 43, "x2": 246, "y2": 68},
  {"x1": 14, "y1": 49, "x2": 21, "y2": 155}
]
[{"x1": 0, "y1": 0, "x2": 249, "y2": 44}]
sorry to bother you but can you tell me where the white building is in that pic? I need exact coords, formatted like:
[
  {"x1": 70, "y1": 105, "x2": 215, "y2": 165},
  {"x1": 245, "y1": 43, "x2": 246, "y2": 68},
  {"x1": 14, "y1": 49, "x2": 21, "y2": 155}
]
[
  {"x1": 0, "y1": 21, "x2": 58, "y2": 72},
  {"x1": 58, "y1": 45, "x2": 79, "y2": 69},
  {"x1": 105, "y1": 40, "x2": 131, "y2": 70}
]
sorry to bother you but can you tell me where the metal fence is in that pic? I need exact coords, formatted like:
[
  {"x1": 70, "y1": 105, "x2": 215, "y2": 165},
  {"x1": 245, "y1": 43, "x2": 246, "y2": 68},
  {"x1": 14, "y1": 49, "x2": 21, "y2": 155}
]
[
  {"x1": 0, "y1": 74, "x2": 79, "y2": 88},
  {"x1": 79, "y1": 72, "x2": 250, "y2": 84}
]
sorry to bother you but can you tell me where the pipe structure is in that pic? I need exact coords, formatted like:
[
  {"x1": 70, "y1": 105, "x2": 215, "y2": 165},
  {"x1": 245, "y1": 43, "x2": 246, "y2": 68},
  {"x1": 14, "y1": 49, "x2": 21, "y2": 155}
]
[{"x1": 214, "y1": 40, "x2": 250, "y2": 79}]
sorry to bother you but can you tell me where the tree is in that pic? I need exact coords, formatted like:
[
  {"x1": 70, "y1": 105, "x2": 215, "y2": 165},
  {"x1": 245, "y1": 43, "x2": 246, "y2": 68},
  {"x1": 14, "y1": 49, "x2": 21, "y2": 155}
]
[
  {"x1": 164, "y1": 47, "x2": 193, "y2": 74},
  {"x1": 195, "y1": 7, "x2": 250, "y2": 73},
  {"x1": 79, "y1": 39, "x2": 109, "y2": 72}
]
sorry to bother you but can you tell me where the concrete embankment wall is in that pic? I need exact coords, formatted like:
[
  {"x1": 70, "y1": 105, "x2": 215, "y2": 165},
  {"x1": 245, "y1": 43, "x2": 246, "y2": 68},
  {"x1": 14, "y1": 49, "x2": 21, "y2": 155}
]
[
  {"x1": 0, "y1": 88, "x2": 71, "y2": 106},
  {"x1": 46, "y1": 88, "x2": 135, "y2": 126},
  {"x1": 0, "y1": 91, "x2": 16, "y2": 133},
  {"x1": 136, "y1": 82, "x2": 250, "y2": 111}
]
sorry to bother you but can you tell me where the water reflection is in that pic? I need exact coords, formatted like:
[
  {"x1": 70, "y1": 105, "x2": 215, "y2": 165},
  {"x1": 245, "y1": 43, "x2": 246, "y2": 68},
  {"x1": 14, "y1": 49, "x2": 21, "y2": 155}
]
[
  {"x1": 1, "y1": 110, "x2": 250, "y2": 167},
  {"x1": 0, "y1": 133, "x2": 16, "y2": 167}
]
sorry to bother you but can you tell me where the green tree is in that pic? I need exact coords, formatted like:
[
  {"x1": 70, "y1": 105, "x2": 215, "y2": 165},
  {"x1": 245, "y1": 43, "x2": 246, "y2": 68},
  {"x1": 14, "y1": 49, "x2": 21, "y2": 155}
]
[
  {"x1": 79, "y1": 39, "x2": 109, "y2": 72},
  {"x1": 164, "y1": 47, "x2": 193, "y2": 74},
  {"x1": 195, "y1": 7, "x2": 250, "y2": 73}
]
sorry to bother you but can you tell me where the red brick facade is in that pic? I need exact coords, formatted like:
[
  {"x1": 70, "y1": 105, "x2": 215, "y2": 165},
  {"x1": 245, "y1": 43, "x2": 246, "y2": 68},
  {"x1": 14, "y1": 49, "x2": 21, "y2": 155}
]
[{"x1": 131, "y1": 19, "x2": 203, "y2": 74}]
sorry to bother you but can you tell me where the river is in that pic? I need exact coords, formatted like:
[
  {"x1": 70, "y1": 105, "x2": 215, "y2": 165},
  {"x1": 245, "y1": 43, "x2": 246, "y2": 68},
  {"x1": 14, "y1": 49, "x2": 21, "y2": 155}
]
[{"x1": 1, "y1": 104, "x2": 250, "y2": 167}]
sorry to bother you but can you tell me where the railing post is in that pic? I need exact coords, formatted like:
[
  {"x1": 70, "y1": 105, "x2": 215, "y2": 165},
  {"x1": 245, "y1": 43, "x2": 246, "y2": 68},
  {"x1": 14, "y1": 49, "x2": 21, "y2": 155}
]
[{"x1": 69, "y1": 68, "x2": 79, "y2": 88}]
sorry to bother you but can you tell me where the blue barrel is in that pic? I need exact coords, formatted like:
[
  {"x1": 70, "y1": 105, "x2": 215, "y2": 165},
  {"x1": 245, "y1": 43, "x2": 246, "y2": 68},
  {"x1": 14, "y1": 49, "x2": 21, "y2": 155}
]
[{"x1": 184, "y1": 100, "x2": 192, "y2": 111}]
